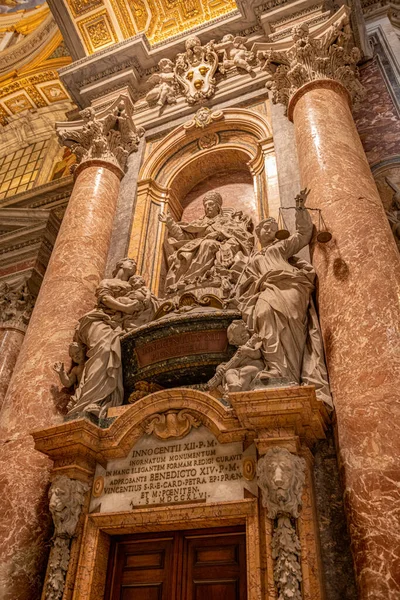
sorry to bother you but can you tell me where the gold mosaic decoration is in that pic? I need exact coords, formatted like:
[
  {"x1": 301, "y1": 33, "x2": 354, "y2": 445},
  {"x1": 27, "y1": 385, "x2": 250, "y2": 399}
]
[
  {"x1": 0, "y1": 141, "x2": 48, "y2": 200},
  {"x1": 67, "y1": 0, "x2": 237, "y2": 53}
]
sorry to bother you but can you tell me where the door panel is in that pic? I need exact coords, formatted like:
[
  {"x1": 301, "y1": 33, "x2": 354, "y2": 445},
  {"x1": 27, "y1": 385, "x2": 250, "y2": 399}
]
[
  {"x1": 194, "y1": 581, "x2": 239, "y2": 600},
  {"x1": 106, "y1": 535, "x2": 176, "y2": 600},
  {"x1": 105, "y1": 527, "x2": 247, "y2": 600},
  {"x1": 183, "y1": 529, "x2": 246, "y2": 600}
]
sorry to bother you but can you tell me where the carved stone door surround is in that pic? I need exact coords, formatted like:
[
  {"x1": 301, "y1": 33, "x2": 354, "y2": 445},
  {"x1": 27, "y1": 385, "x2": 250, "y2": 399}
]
[{"x1": 32, "y1": 386, "x2": 329, "y2": 600}]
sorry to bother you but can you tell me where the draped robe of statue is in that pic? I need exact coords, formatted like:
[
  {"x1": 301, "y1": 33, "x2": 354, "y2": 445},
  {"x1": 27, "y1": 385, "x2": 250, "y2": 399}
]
[
  {"x1": 238, "y1": 211, "x2": 332, "y2": 407},
  {"x1": 68, "y1": 278, "x2": 128, "y2": 417},
  {"x1": 165, "y1": 211, "x2": 254, "y2": 291}
]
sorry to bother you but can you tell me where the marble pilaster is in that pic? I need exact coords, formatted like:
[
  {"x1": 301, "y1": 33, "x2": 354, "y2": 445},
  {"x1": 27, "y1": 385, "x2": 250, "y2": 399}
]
[
  {"x1": 0, "y1": 98, "x2": 143, "y2": 600},
  {"x1": 0, "y1": 328, "x2": 24, "y2": 410}
]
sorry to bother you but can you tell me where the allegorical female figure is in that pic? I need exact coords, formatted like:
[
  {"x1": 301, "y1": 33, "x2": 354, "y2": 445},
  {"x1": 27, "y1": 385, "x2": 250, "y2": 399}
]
[
  {"x1": 237, "y1": 196, "x2": 332, "y2": 407},
  {"x1": 159, "y1": 190, "x2": 254, "y2": 293},
  {"x1": 66, "y1": 258, "x2": 157, "y2": 418}
]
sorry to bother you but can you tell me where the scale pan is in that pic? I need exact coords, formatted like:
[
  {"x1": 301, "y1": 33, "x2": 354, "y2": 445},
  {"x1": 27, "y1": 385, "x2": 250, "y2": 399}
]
[
  {"x1": 317, "y1": 231, "x2": 332, "y2": 243},
  {"x1": 275, "y1": 229, "x2": 290, "y2": 240}
]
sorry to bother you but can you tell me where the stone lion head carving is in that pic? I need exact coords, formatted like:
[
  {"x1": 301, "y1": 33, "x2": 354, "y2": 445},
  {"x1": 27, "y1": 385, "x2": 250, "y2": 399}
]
[
  {"x1": 256, "y1": 448, "x2": 306, "y2": 519},
  {"x1": 49, "y1": 476, "x2": 89, "y2": 537}
]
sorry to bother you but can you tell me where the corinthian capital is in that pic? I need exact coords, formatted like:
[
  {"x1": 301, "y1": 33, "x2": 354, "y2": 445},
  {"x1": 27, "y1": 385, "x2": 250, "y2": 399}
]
[
  {"x1": 56, "y1": 96, "x2": 145, "y2": 173},
  {"x1": 0, "y1": 279, "x2": 35, "y2": 333},
  {"x1": 255, "y1": 7, "x2": 365, "y2": 111}
]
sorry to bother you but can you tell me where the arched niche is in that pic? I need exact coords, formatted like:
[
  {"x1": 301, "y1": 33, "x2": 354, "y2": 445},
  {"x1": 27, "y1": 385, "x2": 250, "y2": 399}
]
[{"x1": 127, "y1": 108, "x2": 275, "y2": 293}]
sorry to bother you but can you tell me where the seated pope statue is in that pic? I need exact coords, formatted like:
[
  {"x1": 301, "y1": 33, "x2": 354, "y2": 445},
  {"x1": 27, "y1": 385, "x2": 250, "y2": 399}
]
[{"x1": 159, "y1": 191, "x2": 254, "y2": 293}]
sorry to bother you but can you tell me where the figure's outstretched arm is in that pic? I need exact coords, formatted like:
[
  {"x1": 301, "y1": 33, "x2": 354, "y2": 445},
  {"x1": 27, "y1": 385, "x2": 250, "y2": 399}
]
[
  {"x1": 158, "y1": 211, "x2": 185, "y2": 240},
  {"x1": 53, "y1": 362, "x2": 76, "y2": 388},
  {"x1": 281, "y1": 191, "x2": 313, "y2": 257}
]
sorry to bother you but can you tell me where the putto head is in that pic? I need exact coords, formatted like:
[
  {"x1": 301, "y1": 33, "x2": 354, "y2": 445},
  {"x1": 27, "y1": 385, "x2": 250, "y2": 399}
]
[
  {"x1": 227, "y1": 320, "x2": 250, "y2": 346},
  {"x1": 292, "y1": 22, "x2": 309, "y2": 42},
  {"x1": 158, "y1": 58, "x2": 174, "y2": 72}
]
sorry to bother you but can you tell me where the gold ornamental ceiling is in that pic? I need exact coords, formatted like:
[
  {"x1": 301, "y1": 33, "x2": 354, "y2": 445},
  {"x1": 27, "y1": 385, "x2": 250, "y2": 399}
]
[
  {"x1": 0, "y1": 4, "x2": 72, "y2": 126},
  {"x1": 66, "y1": 0, "x2": 238, "y2": 52}
]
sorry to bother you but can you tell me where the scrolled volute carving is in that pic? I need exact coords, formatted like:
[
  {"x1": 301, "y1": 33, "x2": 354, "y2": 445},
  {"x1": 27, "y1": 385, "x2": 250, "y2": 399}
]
[
  {"x1": 57, "y1": 101, "x2": 145, "y2": 172},
  {"x1": 259, "y1": 13, "x2": 365, "y2": 110},
  {"x1": 256, "y1": 447, "x2": 306, "y2": 519},
  {"x1": 143, "y1": 409, "x2": 202, "y2": 440},
  {"x1": 45, "y1": 476, "x2": 89, "y2": 600}
]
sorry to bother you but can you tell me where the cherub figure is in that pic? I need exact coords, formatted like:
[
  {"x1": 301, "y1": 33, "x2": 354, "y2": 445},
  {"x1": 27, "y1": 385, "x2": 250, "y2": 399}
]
[
  {"x1": 146, "y1": 58, "x2": 178, "y2": 108},
  {"x1": 53, "y1": 342, "x2": 86, "y2": 392},
  {"x1": 208, "y1": 320, "x2": 264, "y2": 392},
  {"x1": 214, "y1": 34, "x2": 254, "y2": 74},
  {"x1": 117, "y1": 274, "x2": 159, "y2": 330}
]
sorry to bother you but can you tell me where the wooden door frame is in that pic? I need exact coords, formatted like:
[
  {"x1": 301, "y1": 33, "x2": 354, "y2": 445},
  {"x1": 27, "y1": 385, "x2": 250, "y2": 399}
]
[{"x1": 72, "y1": 499, "x2": 262, "y2": 600}]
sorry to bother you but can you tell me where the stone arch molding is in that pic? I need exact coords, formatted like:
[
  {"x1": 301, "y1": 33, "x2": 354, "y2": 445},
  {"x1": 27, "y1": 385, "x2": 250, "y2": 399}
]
[
  {"x1": 101, "y1": 388, "x2": 244, "y2": 460},
  {"x1": 127, "y1": 107, "x2": 274, "y2": 292}
]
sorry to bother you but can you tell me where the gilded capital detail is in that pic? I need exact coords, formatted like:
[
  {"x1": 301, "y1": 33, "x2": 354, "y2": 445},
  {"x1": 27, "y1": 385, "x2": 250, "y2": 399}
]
[
  {"x1": 258, "y1": 11, "x2": 365, "y2": 110},
  {"x1": 57, "y1": 98, "x2": 145, "y2": 173}
]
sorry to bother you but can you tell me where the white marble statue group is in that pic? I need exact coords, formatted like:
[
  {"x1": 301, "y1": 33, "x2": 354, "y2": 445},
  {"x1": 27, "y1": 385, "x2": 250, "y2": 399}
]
[{"x1": 54, "y1": 189, "x2": 332, "y2": 418}]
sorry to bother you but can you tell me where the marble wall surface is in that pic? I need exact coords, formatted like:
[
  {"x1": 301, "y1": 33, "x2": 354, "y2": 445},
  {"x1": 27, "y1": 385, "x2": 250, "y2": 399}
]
[{"x1": 354, "y1": 59, "x2": 400, "y2": 165}]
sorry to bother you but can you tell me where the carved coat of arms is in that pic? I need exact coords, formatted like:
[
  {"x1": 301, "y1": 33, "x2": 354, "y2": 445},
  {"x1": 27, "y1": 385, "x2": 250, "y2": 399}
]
[{"x1": 174, "y1": 36, "x2": 218, "y2": 104}]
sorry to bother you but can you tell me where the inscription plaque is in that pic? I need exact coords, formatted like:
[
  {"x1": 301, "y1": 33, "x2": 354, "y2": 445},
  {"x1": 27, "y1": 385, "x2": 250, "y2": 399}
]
[
  {"x1": 90, "y1": 427, "x2": 257, "y2": 513},
  {"x1": 135, "y1": 330, "x2": 228, "y2": 367}
]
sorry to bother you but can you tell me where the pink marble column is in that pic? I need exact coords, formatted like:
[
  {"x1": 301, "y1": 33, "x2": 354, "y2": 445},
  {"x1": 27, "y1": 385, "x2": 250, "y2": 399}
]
[
  {"x1": 0, "y1": 160, "x2": 122, "y2": 600},
  {"x1": 289, "y1": 80, "x2": 400, "y2": 600},
  {"x1": 0, "y1": 327, "x2": 25, "y2": 410}
]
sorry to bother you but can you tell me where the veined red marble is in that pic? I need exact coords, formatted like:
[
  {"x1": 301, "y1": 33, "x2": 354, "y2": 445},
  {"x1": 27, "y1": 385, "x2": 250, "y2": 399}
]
[
  {"x1": 0, "y1": 328, "x2": 24, "y2": 411},
  {"x1": 291, "y1": 81, "x2": 400, "y2": 600},
  {"x1": 0, "y1": 163, "x2": 121, "y2": 600}
]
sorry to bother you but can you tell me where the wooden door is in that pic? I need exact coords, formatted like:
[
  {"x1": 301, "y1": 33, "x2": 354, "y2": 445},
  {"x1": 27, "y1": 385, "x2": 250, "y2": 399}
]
[{"x1": 105, "y1": 526, "x2": 247, "y2": 600}]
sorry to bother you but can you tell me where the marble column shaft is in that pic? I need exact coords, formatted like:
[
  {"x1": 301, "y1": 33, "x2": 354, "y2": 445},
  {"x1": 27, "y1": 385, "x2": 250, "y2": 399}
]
[
  {"x1": 0, "y1": 327, "x2": 24, "y2": 411},
  {"x1": 290, "y1": 80, "x2": 400, "y2": 600},
  {"x1": 0, "y1": 162, "x2": 122, "y2": 600}
]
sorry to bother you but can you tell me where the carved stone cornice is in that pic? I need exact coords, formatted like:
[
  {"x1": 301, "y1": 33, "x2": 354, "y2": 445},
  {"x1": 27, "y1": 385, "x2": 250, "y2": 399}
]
[
  {"x1": 56, "y1": 96, "x2": 145, "y2": 174},
  {"x1": 253, "y1": 6, "x2": 365, "y2": 114}
]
